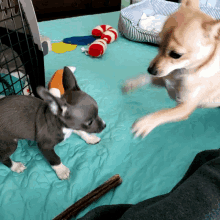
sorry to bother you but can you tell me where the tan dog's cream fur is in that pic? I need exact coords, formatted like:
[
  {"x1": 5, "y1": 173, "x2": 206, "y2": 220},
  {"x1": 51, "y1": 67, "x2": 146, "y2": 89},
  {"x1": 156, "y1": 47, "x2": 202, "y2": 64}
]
[{"x1": 125, "y1": 0, "x2": 220, "y2": 138}]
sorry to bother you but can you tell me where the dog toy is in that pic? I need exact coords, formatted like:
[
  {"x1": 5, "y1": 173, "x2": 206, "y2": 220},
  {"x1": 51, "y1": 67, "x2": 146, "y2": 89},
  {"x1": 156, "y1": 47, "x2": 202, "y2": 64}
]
[
  {"x1": 48, "y1": 66, "x2": 76, "y2": 96},
  {"x1": 63, "y1": 35, "x2": 96, "y2": 45},
  {"x1": 100, "y1": 27, "x2": 118, "y2": 44},
  {"x1": 53, "y1": 174, "x2": 122, "y2": 220},
  {"x1": 91, "y1": 25, "x2": 113, "y2": 37},
  {"x1": 81, "y1": 39, "x2": 108, "y2": 57},
  {"x1": 52, "y1": 42, "x2": 77, "y2": 54},
  {"x1": 81, "y1": 25, "x2": 118, "y2": 57}
]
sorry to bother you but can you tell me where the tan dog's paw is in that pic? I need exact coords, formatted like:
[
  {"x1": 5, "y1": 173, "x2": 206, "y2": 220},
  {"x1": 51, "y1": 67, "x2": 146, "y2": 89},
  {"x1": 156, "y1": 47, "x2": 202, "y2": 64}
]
[
  {"x1": 132, "y1": 114, "x2": 158, "y2": 138},
  {"x1": 122, "y1": 78, "x2": 137, "y2": 93},
  {"x1": 122, "y1": 74, "x2": 151, "y2": 93},
  {"x1": 85, "y1": 135, "x2": 101, "y2": 145}
]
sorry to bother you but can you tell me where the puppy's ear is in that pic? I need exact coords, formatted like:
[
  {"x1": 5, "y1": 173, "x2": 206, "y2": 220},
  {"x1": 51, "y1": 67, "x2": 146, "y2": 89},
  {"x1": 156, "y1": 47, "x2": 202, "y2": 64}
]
[
  {"x1": 181, "y1": 0, "x2": 199, "y2": 9},
  {"x1": 63, "y1": 66, "x2": 81, "y2": 92},
  {"x1": 37, "y1": 86, "x2": 67, "y2": 116},
  {"x1": 203, "y1": 20, "x2": 220, "y2": 41}
]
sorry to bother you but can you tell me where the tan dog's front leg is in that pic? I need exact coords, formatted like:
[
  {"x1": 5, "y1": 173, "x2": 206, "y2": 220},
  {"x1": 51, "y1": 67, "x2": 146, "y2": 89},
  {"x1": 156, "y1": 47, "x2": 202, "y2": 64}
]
[{"x1": 132, "y1": 102, "x2": 198, "y2": 138}]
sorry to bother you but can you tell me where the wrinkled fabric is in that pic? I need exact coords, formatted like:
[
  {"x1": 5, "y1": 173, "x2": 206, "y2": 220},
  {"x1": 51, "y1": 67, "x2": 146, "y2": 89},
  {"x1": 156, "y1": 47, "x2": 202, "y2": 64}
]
[{"x1": 79, "y1": 149, "x2": 220, "y2": 220}]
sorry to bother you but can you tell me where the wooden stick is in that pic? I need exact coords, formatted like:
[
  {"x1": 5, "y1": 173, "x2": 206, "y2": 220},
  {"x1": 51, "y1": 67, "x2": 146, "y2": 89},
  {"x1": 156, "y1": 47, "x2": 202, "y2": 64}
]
[{"x1": 53, "y1": 174, "x2": 122, "y2": 220}]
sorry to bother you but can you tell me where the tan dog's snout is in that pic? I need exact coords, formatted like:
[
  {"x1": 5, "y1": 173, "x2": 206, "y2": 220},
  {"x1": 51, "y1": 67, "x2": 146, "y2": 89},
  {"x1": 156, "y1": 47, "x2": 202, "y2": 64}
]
[
  {"x1": 147, "y1": 52, "x2": 170, "y2": 77},
  {"x1": 147, "y1": 63, "x2": 158, "y2": 76},
  {"x1": 148, "y1": 58, "x2": 165, "y2": 77}
]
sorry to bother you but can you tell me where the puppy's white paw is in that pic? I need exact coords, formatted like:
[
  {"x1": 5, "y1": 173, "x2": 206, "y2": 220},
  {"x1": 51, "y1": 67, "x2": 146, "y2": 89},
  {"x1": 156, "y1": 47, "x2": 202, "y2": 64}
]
[
  {"x1": 132, "y1": 114, "x2": 158, "y2": 139},
  {"x1": 11, "y1": 161, "x2": 26, "y2": 173},
  {"x1": 85, "y1": 135, "x2": 101, "y2": 145},
  {"x1": 52, "y1": 163, "x2": 70, "y2": 180},
  {"x1": 73, "y1": 130, "x2": 101, "y2": 145}
]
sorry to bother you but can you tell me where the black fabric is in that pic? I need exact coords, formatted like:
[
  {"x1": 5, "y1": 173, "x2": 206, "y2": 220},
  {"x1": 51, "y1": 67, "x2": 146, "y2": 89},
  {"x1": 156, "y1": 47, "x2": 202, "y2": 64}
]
[
  {"x1": 166, "y1": 0, "x2": 179, "y2": 2},
  {"x1": 78, "y1": 149, "x2": 220, "y2": 220}
]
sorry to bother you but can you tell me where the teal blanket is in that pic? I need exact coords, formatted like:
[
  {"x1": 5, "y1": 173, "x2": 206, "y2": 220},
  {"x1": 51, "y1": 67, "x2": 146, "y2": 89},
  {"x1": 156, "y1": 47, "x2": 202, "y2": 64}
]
[
  {"x1": 0, "y1": 11, "x2": 220, "y2": 220},
  {"x1": 0, "y1": 73, "x2": 25, "y2": 95}
]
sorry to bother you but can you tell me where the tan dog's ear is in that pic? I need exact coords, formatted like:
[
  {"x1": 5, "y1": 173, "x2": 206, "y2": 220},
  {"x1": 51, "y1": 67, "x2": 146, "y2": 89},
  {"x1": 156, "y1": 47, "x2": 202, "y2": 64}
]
[
  {"x1": 203, "y1": 20, "x2": 220, "y2": 41},
  {"x1": 181, "y1": 0, "x2": 199, "y2": 9}
]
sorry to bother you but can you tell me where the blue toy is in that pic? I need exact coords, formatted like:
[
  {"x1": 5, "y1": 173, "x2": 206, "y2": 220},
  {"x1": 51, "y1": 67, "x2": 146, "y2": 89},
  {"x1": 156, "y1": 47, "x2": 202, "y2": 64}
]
[{"x1": 63, "y1": 35, "x2": 96, "y2": 45}]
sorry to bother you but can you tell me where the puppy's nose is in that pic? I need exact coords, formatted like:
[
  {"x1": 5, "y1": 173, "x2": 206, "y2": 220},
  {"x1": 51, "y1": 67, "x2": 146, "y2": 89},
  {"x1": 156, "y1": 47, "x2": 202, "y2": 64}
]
[{"x1": 148, "y1": 64, "x2": 158, "y2": 76}]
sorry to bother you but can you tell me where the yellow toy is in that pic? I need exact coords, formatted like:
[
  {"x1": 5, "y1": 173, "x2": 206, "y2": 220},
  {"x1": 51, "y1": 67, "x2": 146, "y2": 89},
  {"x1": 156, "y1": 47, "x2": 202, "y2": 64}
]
[{"x1": 52, "y1": 42, "x2": 77, "y2": 54}]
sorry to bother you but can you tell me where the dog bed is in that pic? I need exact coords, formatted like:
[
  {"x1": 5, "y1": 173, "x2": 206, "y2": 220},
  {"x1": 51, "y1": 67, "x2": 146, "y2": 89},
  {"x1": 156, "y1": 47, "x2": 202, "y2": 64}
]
[
  {"x1": 1, "y1": 10, "x2": 220, "y2": 220},
  {"x1": 118, "y1": 0, "x2": 220, "y2": 44}
]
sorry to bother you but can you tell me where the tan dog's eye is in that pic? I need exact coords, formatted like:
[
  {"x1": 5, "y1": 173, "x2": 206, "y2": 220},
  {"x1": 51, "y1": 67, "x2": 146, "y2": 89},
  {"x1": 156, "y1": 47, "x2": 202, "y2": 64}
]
[{"x1": 169, "y1": 51, "x2": 182, "y2": 59}]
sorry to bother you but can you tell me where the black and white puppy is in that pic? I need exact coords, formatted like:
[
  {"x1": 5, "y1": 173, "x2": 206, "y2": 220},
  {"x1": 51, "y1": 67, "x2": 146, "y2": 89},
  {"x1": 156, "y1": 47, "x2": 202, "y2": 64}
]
[{"x1": 0, "y1": 66, "x2": 106, "y2": 180}]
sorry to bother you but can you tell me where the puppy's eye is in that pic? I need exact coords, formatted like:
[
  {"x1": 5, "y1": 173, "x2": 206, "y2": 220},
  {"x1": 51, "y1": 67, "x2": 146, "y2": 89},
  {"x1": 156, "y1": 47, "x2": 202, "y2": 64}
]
[
  {"x1": 87, "y1": 120, "x2": 93, "y2": 126},
  {"x1": 169, "y1": 51, "x2": 182, "y2": 59}
]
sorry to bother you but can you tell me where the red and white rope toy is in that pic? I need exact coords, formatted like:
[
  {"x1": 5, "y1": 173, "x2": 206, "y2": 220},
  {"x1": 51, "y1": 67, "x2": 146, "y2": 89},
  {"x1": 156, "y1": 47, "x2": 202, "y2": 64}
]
[
  {"x1": 91, "y1": 25, "x2": 113, "y2": 37},
  {"x1": 81, "y1": 25, "x2": 118, "y2": 57}
]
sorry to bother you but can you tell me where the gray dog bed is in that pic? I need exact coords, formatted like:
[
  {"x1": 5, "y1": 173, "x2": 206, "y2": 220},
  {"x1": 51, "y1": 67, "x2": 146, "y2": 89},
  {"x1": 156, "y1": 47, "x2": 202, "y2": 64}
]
[{"x1": 118, "y1": 0, "x2": 220, "y2": 44}]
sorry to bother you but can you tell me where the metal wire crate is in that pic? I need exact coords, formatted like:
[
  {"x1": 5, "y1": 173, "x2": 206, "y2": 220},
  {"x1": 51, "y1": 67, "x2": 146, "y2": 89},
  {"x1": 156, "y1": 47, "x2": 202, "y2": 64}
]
[{"x1": 0, "y1": 0, "x2": 45, "y2": 98}]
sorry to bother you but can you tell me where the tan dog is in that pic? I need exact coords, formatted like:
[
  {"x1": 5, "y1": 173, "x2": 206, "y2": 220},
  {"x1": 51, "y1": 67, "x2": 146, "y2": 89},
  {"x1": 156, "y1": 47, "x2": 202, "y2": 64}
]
[{"x1": 123, "y1": 0, "x2": 220, "y2": 138}]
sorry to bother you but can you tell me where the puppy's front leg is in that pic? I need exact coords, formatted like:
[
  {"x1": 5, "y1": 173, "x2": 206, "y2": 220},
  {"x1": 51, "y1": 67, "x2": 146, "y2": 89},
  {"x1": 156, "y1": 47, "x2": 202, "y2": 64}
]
[
  {"x1": 38, "y1": 145, "x2": 70, "y2": 180},
  {"x1": 132, "y1": 102, "x2": 198, "y2": 138},
  {"x1": 72, "y1": 130, "x2": 101, "y2": 145}
]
